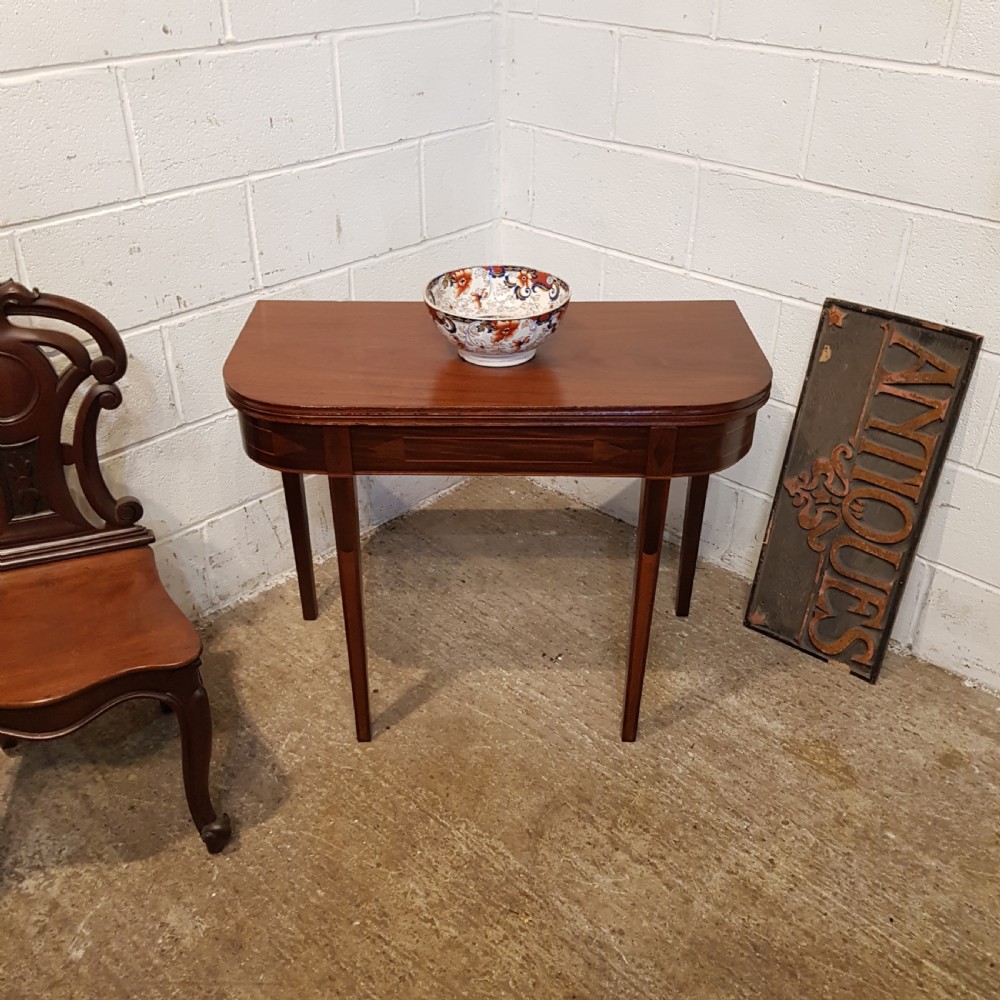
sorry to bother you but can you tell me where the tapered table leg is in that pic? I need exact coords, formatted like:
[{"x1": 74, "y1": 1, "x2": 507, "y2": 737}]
[
  {"x1": 282, "y1": 472, "x2": 318, "y2": 621},
  {"x1": 329, "y1": 475, "x2": 371, "y2": 742},
  {"x1": 676, "y1": 474, "x2": 709, "y2": 618},
  {"x1": 622, "y1": 477, "x2": 671, "y2": 742}
]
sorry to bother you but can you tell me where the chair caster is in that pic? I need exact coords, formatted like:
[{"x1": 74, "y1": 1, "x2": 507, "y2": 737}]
[{"x1": 200, "y1": 814, "x2": 232, "y2": 854}]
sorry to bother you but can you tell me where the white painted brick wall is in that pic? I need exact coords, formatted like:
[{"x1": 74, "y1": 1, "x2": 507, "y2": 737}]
[
  {"x1": 951, "y1": 0, "x2": 1000, "y2": 73},
  {"x1": 227, "y1": 0, "x2": 414, "y2": 40},
  {"x1": 3, "y1": 70, "x2": 136, "y2": 224},
  {"x1": 807, "y1": 65, "x2": 1000, "y2": 220},
  {"x1": 530, "y1": 133, "x2": 697, "y2": 265},
  {"x1": 337, "y1": 21, "x2": 493, "y2": 148},
  {"x1": 616, "y1": 36, "x2": 815, "y2": 175},
  {"x1": 2, "y1": 2, "x2": 497, "y2": 618},
  {"x1": 124, "y1": 44, "x2": 338, "y2": 193},
  {"x1": 537, "y1": 0, "x2": 711, "y2": 35},
  {"x1": 507, "y1": 19, "x2": 616, "y2": 138},
  {"x1": 252, "y1": 147, "x2": 423, "y2": 283},
  {"x1": 716, "y1": 0, "x2": 951, "y2": 63},
  {"x1": 0, "y1": 1, "x2": 223, "y2": 72},
  {"x1": 500, "y1": 1, "x2": 1000, "y2": 685}
]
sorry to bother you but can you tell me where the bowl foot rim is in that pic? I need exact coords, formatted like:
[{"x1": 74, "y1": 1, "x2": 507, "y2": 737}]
[{"x1": 458, "y1": 349, "x2": 536, "y2": 368}]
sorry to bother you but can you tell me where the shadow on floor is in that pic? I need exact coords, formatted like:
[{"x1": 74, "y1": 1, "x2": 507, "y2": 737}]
[{"x1": 0, "y1": 649, "x2": 287, "y2": 891}]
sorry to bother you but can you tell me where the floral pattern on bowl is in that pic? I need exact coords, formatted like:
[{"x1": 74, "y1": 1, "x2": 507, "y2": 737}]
[{"x1": 424, "y1": 265, "x2": 571, "y2": 367}]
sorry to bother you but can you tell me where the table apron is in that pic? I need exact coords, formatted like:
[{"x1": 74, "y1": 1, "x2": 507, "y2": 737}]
[{"x1": 237, "y1": 413, "x2": 757, "y2": 478}]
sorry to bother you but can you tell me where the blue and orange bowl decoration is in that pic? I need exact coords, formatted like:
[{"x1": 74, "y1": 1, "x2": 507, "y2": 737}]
[{"x1": 423, "y1": 265, "x2": 572, "y2": 367}]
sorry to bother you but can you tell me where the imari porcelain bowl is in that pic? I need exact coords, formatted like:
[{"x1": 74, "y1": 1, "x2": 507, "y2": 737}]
[{"x1": 424, "y1": 265, "x2": 571, "y2": 367}]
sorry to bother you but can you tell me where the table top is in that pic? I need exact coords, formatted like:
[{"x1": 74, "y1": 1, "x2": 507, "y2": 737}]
[{"x1": 224, "y1": 300, "x2": 772, "y2": 426}]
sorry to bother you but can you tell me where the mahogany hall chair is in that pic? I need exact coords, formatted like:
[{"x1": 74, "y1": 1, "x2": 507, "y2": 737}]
[{"x1": 0, "y1": 280, "x2": 231, "y2": 854}]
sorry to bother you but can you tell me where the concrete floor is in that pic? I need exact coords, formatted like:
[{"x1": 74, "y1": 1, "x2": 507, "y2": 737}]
[{"x1": 1, "y1": 478, "x2": 998, "y2": 999}]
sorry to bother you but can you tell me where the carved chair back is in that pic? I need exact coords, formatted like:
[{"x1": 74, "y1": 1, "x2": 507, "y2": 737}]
[{"x1": 0, "y1": 280, "x2": 150, "y2": 569}]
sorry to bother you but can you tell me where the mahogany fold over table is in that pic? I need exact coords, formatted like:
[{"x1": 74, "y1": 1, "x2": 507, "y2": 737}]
[{"x1": 224, "y1": 301, "x2": 771, "y2": 741}]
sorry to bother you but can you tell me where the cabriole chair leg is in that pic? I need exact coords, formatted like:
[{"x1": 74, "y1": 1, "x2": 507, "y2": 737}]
[{"x1": 170, "y1": 670, "x2": 231, "y2": 854}]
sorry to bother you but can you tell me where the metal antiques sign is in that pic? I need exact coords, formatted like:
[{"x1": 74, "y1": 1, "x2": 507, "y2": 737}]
[{"x1": 746, "y1": 300, "x2": 981, "y2": 682}]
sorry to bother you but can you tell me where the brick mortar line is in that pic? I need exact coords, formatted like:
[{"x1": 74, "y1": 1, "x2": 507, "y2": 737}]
[
  {"x1": 114, "y1": 68, "x2": 145, "y2": 196},
  {"x1": 888, "y1": 219, "x2": 915, "y2": 310},
  {"x1": 157, "y1": 324, "x2": 186, "y2": 426},
  {"x1": 331, "y1": 38, "x2": 346, "y2": 154},
  {"x1": 244, "y1": 182, "x2": 264, "y2": 289},
  {"x1": 418, "y1": 140, "x2": 429, "y2": 240},
  {"x1": 796, "y1": 63, "x2": 822, "y2": 179},
  {"x1": 684, "y1": 164, "x2": 701, "y2": 271},
  {"x1": 508, "y1": 120, "x2": 1000, "y2": 230},
  {"x1": 219, "y1": 0, "x2": 234, "y2": 42},
  {"x1": 942, "y1": 0, "x2": 965, "y2": 65},
  {"x1": 510, "y1": 11, "x2": 1000, "y2": 84},
  {"x1": 1, "y1": 122, "x2": 496, "y2": 237}
]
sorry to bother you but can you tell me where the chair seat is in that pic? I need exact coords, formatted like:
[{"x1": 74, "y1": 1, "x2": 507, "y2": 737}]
[{"x1": 0, "y1": 546, "x2": 201, "y2": 709}]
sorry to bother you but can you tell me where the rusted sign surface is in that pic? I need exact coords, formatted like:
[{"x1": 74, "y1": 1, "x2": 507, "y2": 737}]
[{"x1": 746, "y1": 300, "x2": 981, "y2": 682}]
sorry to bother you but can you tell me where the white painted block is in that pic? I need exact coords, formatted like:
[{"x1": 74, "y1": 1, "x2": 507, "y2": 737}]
[
  {"x1": 896, "y1": 216, "x2": 1000, "y2": 349},
  {"x1": 1, "y1": 70, "x2": 136, "y2": 226},
  {"x1": 979, "y1": 395, "x2": 1000, "y2": 479},
  {"x1": 0, "y1": 237, "x2": 16, "y2": 281},
  {"x1": 421, "y1": 0, "x2": 493, "y2": 14},
  {"x1": 498, "y1": 223, "x2": 605, "y2": 299},
  {"x1": 203, "y1": 474, "x2": 336, "y2": 612},
  {"x1": 719, "y1": 401, "x2": 793, "y2": 496},
  {"x1": 949, "y1": 0, "x2": 1000, "y2": 74},
  {"x1": 338, "y1": 22, "x2": 493, "y2": 148},
  {"x1": 363, "y1": 477, "x2": 466, "y2": 530},
  {"x1": 154, "y1": 528, "x2": 214, "y2": 619},
  {"x1": 126, "y1": 45, "x2": 337, "y2": 193},
  {"x1": 529, "y1": 477, "x2": 642, "y2": 526},
  {"x1": 698, "y1": 476, "x2": 740, "y2": 569},
  {"x1": 717, "y1": 0, "x2": 950, "y2": 63},
  {"x1": 890, "y1": 557, "x2": 934, "y2": 649},
  {"x1": 303, "y1": 474, "x2": 337, "y2": 554},
  {"x1": 424, "y1": 128, "x2": 497, "y2": 238},
  {"x1": 228, "y1": 0, "x2": 414, "y2": 39},
  {"x1": 100, "y1": 329, "x2": 180, "y2": 453},
  {"x1": 808, "y1": 64, "x2": 1000, "y2": 222},
  {"x1": 913, "y1": 569, "x2": 1000, "y2": 690},
  {"x1": 165, "y1": 301, "x2": 255, "y2": 424},
  {"x1": 502, "y1": 125, "x2": 534, "y2": 221},
  {"x1": 948, "y1": 351, "x2": 1000, "y2": 469},
  {"x1": 723, "y1": 484, "x2": 771, "y2": 578},
  {"x1": 532, "y1": 472, "x2": 739, "y2": 576},
  {"x1": 693, "y1": 171, "x2": 909, "y2": 303},
  {"x1": 252, "y1": 147, "x2": 422, "y2": 284},
  {"x1": 273, "y1": 269, "x2": 352, "y2": 302},
  {"x1": 921, "y1": 466, "x2": 1000, "y2": 588},
  {"x1": 0, "y1": 0, "x2": 221, "y2": 72},
  {"x1": 617, "y1": 36, "x2": 814, "y2": 176},
  {"x1": 602, "y1": 254, "x2": 781, "y2": 355},
  {"x1": 532, "y1": 133, "x2": 696, "y2": 266},
  {"x1": 202, "y1": 490, "x2": 297, "y2": 610},
  {"x1": 768, "y1": 301, "x2": 823, "y2": 406},
  {"x1": 352, "y1": 227, "x2": 493, "y2": 299},
  {"x1": 19, "y1": 187, "x2": 256, "y2": 330},
  {"x1": 537, "y1": 0, "x2": 712, "y2": 34},
  {"x1": 507, "y1": 18, "x2": 616, "y2": 138},
  {"x1": 105, "y1": 415, "x2": 272, "y2": 536}
]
